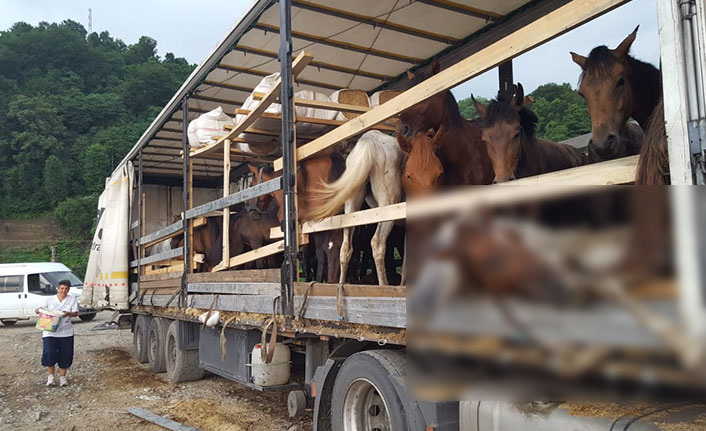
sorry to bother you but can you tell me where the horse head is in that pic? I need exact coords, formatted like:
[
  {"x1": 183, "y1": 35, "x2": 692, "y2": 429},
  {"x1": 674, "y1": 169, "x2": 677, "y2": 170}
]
[
  {"x1": 571, "y1": 26, "x2": 639, "y2": 160},
  {"x1": 473, "y1": 83, "x2": 538, "y2": 183},
  {"x1": 397, "y1": 126, "x2": 445, "y2": 196},
  {"x1": 398, "y1": 59, "x2": 446, "y2": 138}
]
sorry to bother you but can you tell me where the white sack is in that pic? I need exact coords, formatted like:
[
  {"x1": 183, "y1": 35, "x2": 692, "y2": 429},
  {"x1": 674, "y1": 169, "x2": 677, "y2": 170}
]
[{"x1": 187, "y1": 106, "x2": 233, "y2": 148}]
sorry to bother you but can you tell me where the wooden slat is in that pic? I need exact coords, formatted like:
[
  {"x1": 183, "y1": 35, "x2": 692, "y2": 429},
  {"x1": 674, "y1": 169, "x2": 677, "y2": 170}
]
[
  {"x1": 138, "y1": 279, "x2": 182, "y2": 289},
  {"x1": 496, "y1": 155, "x2": 638, "y2": 186},
  {"x1": 224, "y1": 240, "x2": 285, "y2": 269},
  {"x1": 187, "y1": 282, "x2": 280, "y2": 295},
  {"x1": 274, "y1": 0, "x2": 627, "y2": 171},
  {"x1": 233, "y1": 109, "x2": 397, "y2": 131},
  {"x1": 187, "y1": 269, "x2": 281, "y2": 283},
  {"x1": 251, "y1": 92, "x2": 371, "y2": 114},
  {"x1": 130, "y1": 247, "x2": 184, "y2": 268},
  {"x1": 140, "y1": 217, "x2": 206, "y2": 247},
  {"x1": 140, "y1": 271, "x2": 183, "y2": 282},
  {"x1": 184, "y1": 177, "x2": 282, "y2": 220},
  {"x1": 294, "y1": 282, "x2": 405, "y2": 297},
  {"x1": 144, "y1": 263, "x2": 184, "y2": 275},
  {"x1": 191, "y1": 51, "x2": 313, "y2": 158},
  {"x1": 271, "y1": 202, "x2": 405, "y2": 239},
  {"x1": 127, "y1": 407, "x2": 198, "y2": 431}
]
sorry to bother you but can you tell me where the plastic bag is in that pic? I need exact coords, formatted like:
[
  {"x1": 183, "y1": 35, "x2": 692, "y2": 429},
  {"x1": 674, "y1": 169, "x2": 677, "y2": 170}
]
[{"x1": 36, "y1": 308, "x2": 62, "y2": 332}]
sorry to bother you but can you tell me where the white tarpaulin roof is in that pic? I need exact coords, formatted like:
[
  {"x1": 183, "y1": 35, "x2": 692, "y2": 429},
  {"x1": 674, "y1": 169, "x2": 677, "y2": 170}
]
[{"x1": 122, "y1": 0, "x2": 565, "y2": 179}]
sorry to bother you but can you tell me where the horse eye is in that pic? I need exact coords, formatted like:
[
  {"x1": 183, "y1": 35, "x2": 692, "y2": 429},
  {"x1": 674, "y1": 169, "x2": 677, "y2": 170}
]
[
  {"x1": 578, "y1": 92, "x2": 584, "y2": 98},
  {"x1": 514, "y1": 132, "x2": 521, "y2": 139},
  {"x1": 406, "y1": 173, "x2": 412, "y2": 180},
  {"x1": 616, "y1": 77, "x2": 625, "y2": 88}
]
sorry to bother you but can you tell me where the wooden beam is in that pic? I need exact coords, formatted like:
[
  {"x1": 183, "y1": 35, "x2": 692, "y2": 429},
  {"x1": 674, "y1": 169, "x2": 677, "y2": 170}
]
[
  {"x1": 233, "y1": 45, "x2": 392, "y2": 81},
  {"x1": 274, "y1": 0, "x2": 627, "y2": 171},
  {"x1": 496, "y1": 154, "x2": 638, "y2": 186},
  {"x1": 190, "y1": 94, "x2": 244, "y2": 106},
  {"x1": 292, "y1": 0, "x2": 459, "y2": 44},
  {"x1": 413, "y1": 0, "x2": 503, "y2": 21},
  {"x1": 271, "y1": 202, "x2": 405, "y2": 239},
  {"x1": 192, "y1": 51, "x2": 314, "y2": 159},
  {"x1": 223, "y1": 240, "x2": 285, "y2": 270},
  {"x1": 130, "y1": 247, "x2": 184, "y2": 268},
  {"x1": 234, "y1": 109, "x2": 397, "y2": 131},
  {"x1": 251, "y1": 91, "x2": 371, "y2": 114},
  {"x1": 217, "y1": 64, "x2": 340, "y2": 91},
  {"x1": 294, "y1": 282, "x2": 406, "y2": 297},
  {"x1": 127, "y1": 407, "x2": 198, "y2": 431},
  {"x1": 187, "y1": 269, "x2": 280, "y2": 283},
  {"x1": 252, "y1": 23, "x2": 423, "y2": 65},
  {"x1": 184, "y1": 177, "x2": 282, "y2": 220},
  {"x1": 202, "y1": 80, "x2": 254, "y2": 93}
]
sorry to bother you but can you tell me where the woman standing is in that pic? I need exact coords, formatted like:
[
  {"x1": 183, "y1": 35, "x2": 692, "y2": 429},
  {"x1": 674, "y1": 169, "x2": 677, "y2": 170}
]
[{"x1": 35, "y1": 280, "x2": 79, "y2": 387}]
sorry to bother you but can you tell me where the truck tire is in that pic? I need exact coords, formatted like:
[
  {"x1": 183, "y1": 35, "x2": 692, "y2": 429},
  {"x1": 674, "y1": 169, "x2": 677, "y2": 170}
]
[
  {"x1": 165, "y1": 320, "x2": 204, "y2": 383},
  {"x1": 79, "y1": 312, "x2": 97, "y2": 322},
  {"x1": 1, "y1": 319, "x2": 18, "y2": 326},
  {"x1": 147, "y1": 317, "x2": 169, "y2": 373},
  {"x1": 132, "y1": 314, "x2": 150, "y2": 364},
  {"x1": 330, "y1": 350, "x2": 408, "y2": 431}
]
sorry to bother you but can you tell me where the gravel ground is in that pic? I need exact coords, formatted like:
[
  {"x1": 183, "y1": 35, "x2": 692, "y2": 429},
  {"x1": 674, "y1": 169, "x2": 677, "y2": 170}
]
[{"x1": 0, "y1": 312, "x2": 312, "y2": 431}]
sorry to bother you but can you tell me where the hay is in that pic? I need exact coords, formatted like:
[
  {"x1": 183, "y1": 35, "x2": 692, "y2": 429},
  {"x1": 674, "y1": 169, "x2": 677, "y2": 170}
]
[{"x1": 331, "y1": 89, "x2": 369, "y2": 120}]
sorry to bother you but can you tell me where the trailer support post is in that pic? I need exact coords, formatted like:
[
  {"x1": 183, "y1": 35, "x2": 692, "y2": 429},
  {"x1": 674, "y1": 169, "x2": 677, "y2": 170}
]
[
  {"x1": 279, "y1": 0, "x2": 296, "y2": 316},
  {"x1": 497, "y1": 61, "x2": 514, "y2": 101},
  {"x1": 181, "y1": 96, "x2": 191, "y2": 307}
]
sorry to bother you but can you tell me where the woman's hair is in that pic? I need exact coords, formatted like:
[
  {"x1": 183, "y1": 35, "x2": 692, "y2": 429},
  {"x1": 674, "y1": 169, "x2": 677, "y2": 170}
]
[{"x1": 58, "y1": 280, "x2": 71, "y2": 288}]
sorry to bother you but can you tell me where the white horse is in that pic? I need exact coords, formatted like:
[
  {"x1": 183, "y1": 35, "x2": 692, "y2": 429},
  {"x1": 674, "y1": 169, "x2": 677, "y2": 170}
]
[{"x1": 309, "y1": 130, "x2": 406, "y2": 286}]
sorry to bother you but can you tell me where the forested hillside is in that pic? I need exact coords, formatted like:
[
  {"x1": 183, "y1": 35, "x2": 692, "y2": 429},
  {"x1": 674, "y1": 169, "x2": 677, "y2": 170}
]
[{"x1": 0, "y1": 20, "x2": 194, "y2": 225}]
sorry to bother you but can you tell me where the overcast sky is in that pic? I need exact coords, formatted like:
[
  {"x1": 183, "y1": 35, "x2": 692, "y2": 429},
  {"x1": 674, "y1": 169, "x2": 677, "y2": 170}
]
[{"x1": 1, "y1": 0, "x2": 659, "y2": 99}]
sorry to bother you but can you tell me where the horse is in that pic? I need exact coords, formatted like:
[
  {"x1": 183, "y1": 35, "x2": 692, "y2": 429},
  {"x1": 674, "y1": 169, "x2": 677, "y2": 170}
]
[
  {"x1": 251, "y1": 160, "x2": 346, "y2": 282},
  {"x1": 309, "y1": 130, "x2": 406, "y2": 286},
  {"x1": 570, "y1": 26, "x2": 662, "y2": 163},
  {"x1": 397, "y1": 59, "x2": 494, "y2": 194},
  {"x1": 472, "y1": 83, "x2": 586, "y2": 182},
  {"x1": 635, "y1": 97, "x2": 668, "y2": 184},
  {"x1": 229, "y1": 198, "x2": 282, "y2": 270},
  {"x1": 171, "y1": 216, "x2": 224, "y2": 272}
]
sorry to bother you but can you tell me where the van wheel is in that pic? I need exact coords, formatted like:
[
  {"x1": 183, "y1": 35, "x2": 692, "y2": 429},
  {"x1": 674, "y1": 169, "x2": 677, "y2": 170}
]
[
  {"x1": 165, "y1": 320, "x2": 204, "y2": 383},
  {"x1": 147, "y1": 317, "x2": 169, "y2": 373},
  {"x1": 331, "y1": 350, "x2": 408, "y2": 431},
  {"x1": 1, "y1": 319, "x2": 17, "y2": 326},
  {"x1": 79, "y1": 313, "x2": 97, "y2": 322},
  {"x1": 132, "y1": 315, "x2": 150, "y2": 363}
]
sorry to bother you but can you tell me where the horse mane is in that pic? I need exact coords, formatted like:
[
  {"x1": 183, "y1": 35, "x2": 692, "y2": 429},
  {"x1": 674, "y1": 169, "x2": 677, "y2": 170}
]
[
  {"x1": 482, "y1": 99, "x2": 538, "y2": 137},
  {"x1": 443, "y1": 90, "x2": 466, "y2": 128},
  {"x1": 636, "y1": 97, "x2": 669, "y2": 184}
]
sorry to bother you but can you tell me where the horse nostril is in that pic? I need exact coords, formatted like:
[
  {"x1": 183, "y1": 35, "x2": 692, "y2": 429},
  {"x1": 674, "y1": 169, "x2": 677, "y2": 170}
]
[
  {"x1": 492, "y1": 179, "x2": 498, "y2": 184},
  {"x1": 606, "y1": 134, "x2": 618, "y2": 147},
  {"x1": 509, "y1": 176, "x2": 516, "y2": 181}
]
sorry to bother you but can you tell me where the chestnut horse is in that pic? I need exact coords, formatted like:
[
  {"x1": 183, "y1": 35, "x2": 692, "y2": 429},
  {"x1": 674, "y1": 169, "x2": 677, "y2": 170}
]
[
  {"x1": 570, "y1": 26, "x2": 662, "y2": 166},
  {"x1": 398, "y1": 60, "x2": 494, "y2": 194},
  {"x1": 472, "y1": 83, "x2": 586, "y2": 182}
]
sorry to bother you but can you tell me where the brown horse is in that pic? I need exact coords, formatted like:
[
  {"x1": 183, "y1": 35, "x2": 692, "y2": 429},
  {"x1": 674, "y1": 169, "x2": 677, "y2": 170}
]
[
  {"x1": 171, "y1": 216, "x2": 224, "y2": 272},
  {"x1": 635, "y1": 97, "x2": 668, "y2": 184},
  {"x1": 472, "y1": 83, "x2": 586, "y2": 182},
  {"x1": 397, "y1": 60, "x2": 494, "y2": 194},
  {"x1": 570, "y1": 26, "x2": 662, "y2": 162}
]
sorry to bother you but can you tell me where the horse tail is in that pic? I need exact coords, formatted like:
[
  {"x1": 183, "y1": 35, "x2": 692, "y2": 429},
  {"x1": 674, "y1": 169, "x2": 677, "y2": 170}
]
[
  {"x1": 308, "y1": 135, "x2": 376, "y2": 220},
  {"x1": 636, "y1": 98, "x2": 669, "y2": 185}
]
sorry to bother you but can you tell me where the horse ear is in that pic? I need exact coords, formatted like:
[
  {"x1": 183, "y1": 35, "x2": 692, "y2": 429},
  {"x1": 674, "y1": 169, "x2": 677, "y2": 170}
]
[
  {"x1": 472, "y1": 95, "x2": 487, "y2": 119},
  {"x1": 431, "y1": 58, "x2": 441, "y2": 75},
  {"x1": 524, "y1": 95, "x2": 535, "y2": 105},
  {"x1": 406, "y1": 70, "x2": 415, "y2": 80},
  {"x1": 397, "y1": 133, "x2": 412, "y2": 153},
  {"x1": 615, "y1": 25, "x2": 639, "y2": 58},
  {"x1": 511, "y1": 83, "x2": 525, "y2": 111},
  {"x1": 570, "y1": 52, "x2": 587, "y2": 69},
  {"x1": 431, "y1": 125, "x2": 445, "y2": 150}
]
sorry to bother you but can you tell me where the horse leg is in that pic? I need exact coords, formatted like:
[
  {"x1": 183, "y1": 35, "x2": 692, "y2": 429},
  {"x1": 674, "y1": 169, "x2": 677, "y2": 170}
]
[
  {"x1": 327, "y1": 230, "x2": 342, "y2": 283},
  {"x1": 339, "y1": 189, "x2": 366, "y2": 284},
  {"x1": 371, "y1": 220, "x2": 394, "y2": 286}
]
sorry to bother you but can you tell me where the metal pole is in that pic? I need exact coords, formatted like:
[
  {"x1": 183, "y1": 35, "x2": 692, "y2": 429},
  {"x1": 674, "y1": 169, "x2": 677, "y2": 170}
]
[
  {"x1": 137, "y1": 150, "x2": 143, "y2": 289},
  {"x1": 279, "y1": 0, "x2": 296, "y2": 316},
  {"x1": 497, "y1": 61, "x2": 514, "y2": 101},
  {"x1": 181, "y1": 97, "x2": 191, "y2": 307}
]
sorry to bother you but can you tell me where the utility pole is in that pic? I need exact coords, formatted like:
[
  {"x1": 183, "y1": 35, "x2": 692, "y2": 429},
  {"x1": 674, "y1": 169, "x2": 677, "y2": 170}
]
[{"x1": 88, "y1": 9, "x2": 93, "y2": 33}]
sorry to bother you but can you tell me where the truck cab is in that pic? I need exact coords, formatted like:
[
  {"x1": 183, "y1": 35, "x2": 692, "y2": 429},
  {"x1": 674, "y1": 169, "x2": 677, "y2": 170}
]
[{"x1": 0, "y1": 262, "x2": 97, "y2": 326}]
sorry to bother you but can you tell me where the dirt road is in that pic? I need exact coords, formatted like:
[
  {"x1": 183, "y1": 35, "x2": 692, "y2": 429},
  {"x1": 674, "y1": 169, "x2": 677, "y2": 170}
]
[{"x1": 0, "y1": 312, "x2": 312, "y2": 431}]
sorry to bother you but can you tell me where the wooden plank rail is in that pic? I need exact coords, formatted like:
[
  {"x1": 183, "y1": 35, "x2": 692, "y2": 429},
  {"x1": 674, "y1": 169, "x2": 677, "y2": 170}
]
[
  {"x1": 130, "y1": 247, "x2": 184, "y2": 268},
  {"x1": 190, "y1": 51, "x2": 314, "y2": 159},
  {"x1": 184, "y1": 177, "x2": 281, "y2": 220},
  {"x1": 251, "y1": 91, "x2": 372, "y2": 114},
  {"x1": 273, "y1": 0, "x2": 628, "y2": 171},
  {"x1": 233, "y1": 109, "x2": 397, "y2": 132},
  {"x1": 140, "y1": 216, "x2": 206, "y2": 248}
]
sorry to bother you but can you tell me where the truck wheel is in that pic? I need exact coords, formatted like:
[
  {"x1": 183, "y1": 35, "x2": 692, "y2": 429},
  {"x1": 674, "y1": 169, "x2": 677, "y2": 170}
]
[
  {"x1": 288, "y1": 390, "x2": 308, "y2": 418},
  {"x1": 331, "y1": 350, "x2": 408, "y2": 431},
  {"x1": 132, "y1": 314, "x2": 150, "y2": 364},
  {"x1": 147, "y1": 317, "x2": 169, "y2": 373},
  {"x1": 0, "y1": 319, "x2": 17, "y2": 326},
  {"x1": 79, "y1": 312, "x2": 97, "y2": 322},
  {"x1": 165, "y1": 320, "x2": 204, "y2": 383}
]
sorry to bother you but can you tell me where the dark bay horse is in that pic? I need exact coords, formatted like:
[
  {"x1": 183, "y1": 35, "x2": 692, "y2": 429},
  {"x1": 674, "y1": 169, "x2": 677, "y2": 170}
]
[
  {"x1": 398, "y1": 60, "x2": 494, "y2": 194},
  {"x1": 570, "y1": 26, "x2": 662, "y2": 164},
  {"x1": 472, "y1": 83, "x2": 586, "y2": 182}
]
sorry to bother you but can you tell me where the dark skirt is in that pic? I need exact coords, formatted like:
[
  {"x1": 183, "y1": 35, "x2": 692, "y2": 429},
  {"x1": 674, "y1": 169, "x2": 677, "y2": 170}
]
[{"x1": 41, "y1": 336, "x2": 74, "y2": 369}]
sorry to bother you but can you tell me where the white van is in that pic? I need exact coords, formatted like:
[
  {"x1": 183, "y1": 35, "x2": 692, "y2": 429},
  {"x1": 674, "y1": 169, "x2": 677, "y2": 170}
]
[{"x1": 0, "y1": 262, "x2": 97, "y2": 326}]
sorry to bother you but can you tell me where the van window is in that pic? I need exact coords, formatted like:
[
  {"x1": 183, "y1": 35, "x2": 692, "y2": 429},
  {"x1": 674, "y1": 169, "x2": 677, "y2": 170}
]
[
  {"x1": 28, "y1": 274, "x2": 56, "y2": 295},
  {"x1": 40, "y1": 271, "x2": 82, "y2": 288},
  {"x1": 0, "y1": 275, "x2": 22, "y2": 293}
]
